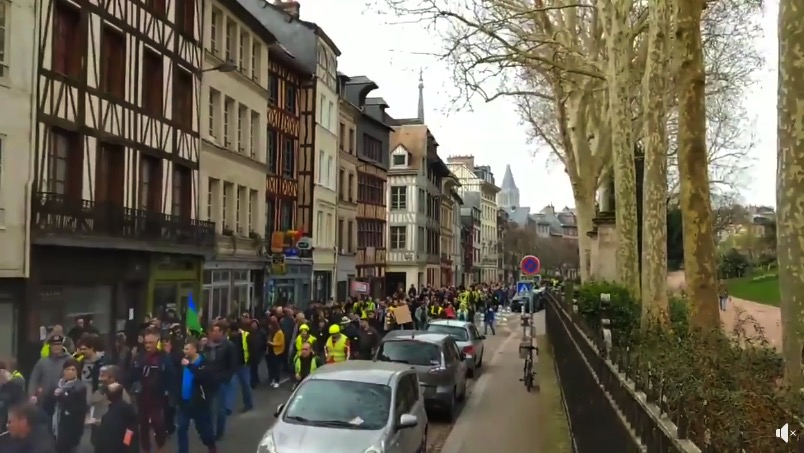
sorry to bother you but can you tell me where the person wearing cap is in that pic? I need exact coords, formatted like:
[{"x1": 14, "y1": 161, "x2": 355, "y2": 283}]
[
  {"x1": 340, "y1": 315, "x2": 360, "y2": 359},
  {"x1": 29, "y1": 335, "x2": 71, "y2": 407},
  {"x1": 324, "y1": 325, "x2": 349, "y2": 364},
  {"x1": 292, "y1": 324, "x2": 316, "y2": 359}
]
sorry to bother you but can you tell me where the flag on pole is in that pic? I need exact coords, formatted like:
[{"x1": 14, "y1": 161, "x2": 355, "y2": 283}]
[{"x1": 186, "y1": 292, "x2": 203, "y2": 335}]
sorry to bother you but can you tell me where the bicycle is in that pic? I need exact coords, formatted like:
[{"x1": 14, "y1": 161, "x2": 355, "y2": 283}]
[{"x1": 520, "y1": 343, "x2": 538, "y2": 391}]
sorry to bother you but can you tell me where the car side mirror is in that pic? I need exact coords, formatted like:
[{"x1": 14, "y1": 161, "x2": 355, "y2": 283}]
[
  {"x1": 274, "y1": 403, "x2": 284, "y2": 418},
  {"x1": 397, "y1": 413, "x2": 418, "y2": 430}
]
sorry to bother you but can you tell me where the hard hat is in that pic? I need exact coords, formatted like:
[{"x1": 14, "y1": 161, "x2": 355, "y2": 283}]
[
  {"x1": 329, "y1": 324, "x2": 341, "y2": 335},
  {"x1": 299, "y1": 324, "x2": 310, "y2": 331}
]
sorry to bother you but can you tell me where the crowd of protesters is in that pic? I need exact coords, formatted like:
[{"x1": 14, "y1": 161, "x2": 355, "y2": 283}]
[{"x1": 0, "y1": 282, "x2": 521, "y2": 453}]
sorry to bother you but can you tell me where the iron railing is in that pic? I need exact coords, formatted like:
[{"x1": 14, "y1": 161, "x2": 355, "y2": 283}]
[{"x1": 31, "y1": 192, "x2": 216, "y2": 248}]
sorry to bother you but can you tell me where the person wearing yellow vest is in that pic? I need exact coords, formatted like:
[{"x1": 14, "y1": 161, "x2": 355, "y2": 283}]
[
  {"x1": 294, "y1": 324, "x2": 317, "y2": 359},
  {"x1": 361, "y1": 300, "x2": 376, "y2": 319},
  {"x1": 228, "y1": 322, "x2": 254, "y2": 411},
  {"x1": 429, "y1": 303, "x2": 444, "y2": 318},
  {"x1": 325, "y1": 324, "x2": 349, "y2": 363},
  {"x1": 266, "y1": 318, "x2": 286, "y2": 388},
  {"x1": 293, "y1": 341, "x2": 322, "y2": 389}
]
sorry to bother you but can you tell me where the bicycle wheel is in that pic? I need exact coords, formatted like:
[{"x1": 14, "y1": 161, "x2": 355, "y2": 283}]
[{"x1": 524, "y1": 365, "x2": 534, "y2": 392}]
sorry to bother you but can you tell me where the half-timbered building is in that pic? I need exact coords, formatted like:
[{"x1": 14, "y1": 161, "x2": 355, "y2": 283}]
[
  {"x1": 386, "y1": 76, "x2": 449, "y2": 290},
  {"x1": 342, "y1": 75, "x2": 391, "y2": 299},
  {"x1": 199, "y1": 0, "x2": 276, "y2": 321},
  {"x1": 263, "y1": 42, "x2": 314, "y2": 305},
  {"x1": 23, "y1": 0, "x2": 212, "y2": 364}
]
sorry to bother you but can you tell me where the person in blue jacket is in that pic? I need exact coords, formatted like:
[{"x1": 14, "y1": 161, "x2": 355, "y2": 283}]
[{"x1": 177, "y1": 338, "x2": 217, "y2": 453}]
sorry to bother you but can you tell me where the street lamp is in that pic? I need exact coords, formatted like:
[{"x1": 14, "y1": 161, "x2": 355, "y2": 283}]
[{"x1": 201, "y1": 60, "x2": 237, "y2": 73}]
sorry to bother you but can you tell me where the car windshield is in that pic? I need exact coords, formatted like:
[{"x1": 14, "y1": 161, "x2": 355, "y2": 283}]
[
  {"x1": 377, "y1": 340, "x2": 442, "y2": 366},
  {"x1": 283, "y1": 380, "x2": 391, "y2": 430},
  {"x1": 426, "y1": 324, "x2": 469, "y2": 341}
]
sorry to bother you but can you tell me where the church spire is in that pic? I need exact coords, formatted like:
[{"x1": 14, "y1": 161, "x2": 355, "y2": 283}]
[{"x1": 417, "y1": 69, "x2": 425, "y2": 122}]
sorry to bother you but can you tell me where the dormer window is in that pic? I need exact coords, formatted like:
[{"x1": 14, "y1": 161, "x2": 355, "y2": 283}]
[{"x1": 392, "y1": 154, "x2": 406, "y2": 166}]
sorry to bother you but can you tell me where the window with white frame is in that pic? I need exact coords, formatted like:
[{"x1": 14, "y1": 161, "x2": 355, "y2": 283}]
[
  {"x1": 315, "y1": 210, "x2": 323, "y2": 245},
  {"x1": 207, "y1": 178, "x2": 219, "y2": 222},
  {"x1": 225, "y1": 19, "x2": 236, "y2": 63},
  {"x1": 222, "y1": 182, "x2": 233, "y2": 230},
  {"x1": 251, "y1": 43, "x2": 261, "y2": 82},
  {"x1": 326, "y1": 155, "x2": 333, "y2": 190},
  {"x1": 249, "y1": 111, "x2": 258, "y2": 158},
  {"x1": 236, "y1": 185, "x2": 244, "y2": 234},
  {"x1": 390, "y1": 186, "x2": 406, "y2": 210},
  {"x1": 249, "y1": 189, "x2": 257, "y2": 233},
  {"x1": 210, "y1": 8, "x2": 221, "y2": 55},
  {"x1": 318, "y1": 150, "x2": 324, "y2": 185},
  {"x1": 202, "y1": 270, "x2": 253, "y2": 321},
  {"x1": 223, "y1": 97, "x2": 233, "y2": 148},
  {"x1": 326, "y1": 213, "x2": 333, "y2": 244},
  {"x1": 327, "y1": 101, "x2": 334, "y2": 131},
  {"x1": 0, "y1": 1, "x2": 7, "y2": 81},
  {"x1": 208, "y1": 89, "x2": 220, "y2": 138},
  {"x1": 390, "y1": 226, "x2": 406, "y2": 249},
  {"x1": 238, "y1": 31, "x2": 249, "y2": 73},
  {"x1": 237, "y1": 105, "x2": 247, "y2": 153},
  {"x1": 319, "y1": 94, "x2": 326, "y2": 126}
]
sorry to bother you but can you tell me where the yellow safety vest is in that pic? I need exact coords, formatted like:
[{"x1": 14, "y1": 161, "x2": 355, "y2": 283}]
[
  {"x1": 40, "y1": 343, "x2": 49, "y2": 358},
  {"x1": 429, "y1": 306, "x2": 443, "y2": 316},
  {"x1": 294, "y1": 355, "x2": 318, "y2": 375},
  {"x1": 295, "y1": 334, "x2": 317, "y2": 355},
  {"x1": 11, "y1": 370, "x2": 23, "y2": 381},
  {"x1": 241, "y1": 331, "x2": 250, "y2": 363},
  {"x1": 326, "y1": 335, "x2": 348, "y2": 362}
]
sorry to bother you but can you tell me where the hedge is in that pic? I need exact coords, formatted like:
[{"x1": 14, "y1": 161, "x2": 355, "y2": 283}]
[{"x1": 569, "y1": 281, "x2": 799, "y2": 451}]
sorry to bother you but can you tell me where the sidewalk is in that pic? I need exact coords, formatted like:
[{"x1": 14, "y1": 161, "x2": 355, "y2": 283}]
[
  {"x1": 722, "y1": 297, "x2": 782, "y2": 349},
  {"x1": 440, "y1": 323, "x2": 542, "y2": 453}
]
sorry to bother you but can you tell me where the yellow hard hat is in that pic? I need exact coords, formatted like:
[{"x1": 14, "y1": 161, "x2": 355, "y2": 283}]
[
  {"x1": 328, "y1": 324, "x2": 341, "y2": 335},
  {"x1": 299, "y1": 324, "x2": 310, "y2": 331}
]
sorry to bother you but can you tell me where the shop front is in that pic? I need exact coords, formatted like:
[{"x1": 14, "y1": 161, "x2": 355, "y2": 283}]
[
  {"x1": 21, "y1": 246, "x2": 150, "y2": 371},
  {"x1": 0, "y1": 279, "x2": 24, "y2": 362},
  {"x1": 265, "y1": 257, "x2": 312, "y2": 308},
  {"x1": 312, "y1": 270, "x2": 333, "y2": 302},
  {"x1": 146, "y1": 254, "x2": 203, "y2": 321},
  {"x1": 202, "y1": 260, "x2": 263, "y2": 320}
]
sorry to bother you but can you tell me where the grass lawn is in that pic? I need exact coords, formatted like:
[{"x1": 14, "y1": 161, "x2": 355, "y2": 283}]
[
  {"x1": 726, "y1": 275, "x2": 780, "y2": 306},
  {"x1": 536, "y1": 335, "x2": 574, "y2": 453}
]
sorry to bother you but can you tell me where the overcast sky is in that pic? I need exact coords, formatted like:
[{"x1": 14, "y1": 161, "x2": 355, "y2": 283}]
[{"x1": 296, "y1": 0, "x2": 778, "y2": 209}]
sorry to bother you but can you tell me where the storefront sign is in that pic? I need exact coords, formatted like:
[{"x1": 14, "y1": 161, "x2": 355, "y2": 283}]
[
  {"x1": 351, "y1": 281, "x2": 369, "y2": 295},
  {"x1": 266, "y1": 175, "x2": 298, "y2": 199}
]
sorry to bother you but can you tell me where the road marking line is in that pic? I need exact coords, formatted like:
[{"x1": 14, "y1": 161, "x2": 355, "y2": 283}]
[{"x1": 439, "y1": 328, "x2": 519, "y2": 453}]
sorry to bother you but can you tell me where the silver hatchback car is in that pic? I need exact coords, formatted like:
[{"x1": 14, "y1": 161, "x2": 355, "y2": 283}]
[
  {"x1": 425, "y1": 320, "x2": 486, "y2": 377},
  {"x1": 258, "y1": 361, "x2": 428, "y2": 453}
]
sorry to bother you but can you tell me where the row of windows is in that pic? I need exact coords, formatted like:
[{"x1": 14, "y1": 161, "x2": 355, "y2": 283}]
[
  {"x1": 314, "y1": 210, "x2": 335, "y2": 247},
  {"x1": 53, "y1": 2, "x2": 195, "y2": 130},
  {"x1": 208, "y1": 91, "x2": 260, "y2": 158},
  {"x1": 209, "y1": 7, "x2": 262, "y2": 85},
  {"x1": 357, "y1": 220, "x2": 384, "y2": 249},
  {"x1": 265, "y1": 198, "x2": 295, "y2": 238},
  {"x1": 338, "y1": 122, "x2": 356, "y2": 154},
  {"x1": 337, "y1": 218, "x2": 355, "y2": 253},
  {"x1": 358, "y1": 174, "x2": 385, "y2": 206},
  {"x1": 268, "y1": 132, "x2": 296, "y2": 179},
  {"x1": 206, "y1": 178, "x2": 259, "y2": 236},
  {"x1": 339, "y1": 168, "x2": 356, "y2": 203},
  {"x1": 0, "y1": 1, "x2": 8, "y2": 81},
  {"x1": 317, "y1": 151, "x2": 335, "y2": 191},
  {"x1": 47, "y1": 129, "x2": 192, "y2": 217}
]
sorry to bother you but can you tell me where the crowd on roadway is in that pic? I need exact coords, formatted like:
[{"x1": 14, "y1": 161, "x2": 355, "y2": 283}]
[{"x1": 0, "y1": 282, "x2": 528, "y2": 453}]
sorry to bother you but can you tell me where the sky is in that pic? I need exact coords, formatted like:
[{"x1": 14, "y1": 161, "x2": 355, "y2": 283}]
[{"x1": 295, "y1": 0, "x2": 778, "y2": 209}]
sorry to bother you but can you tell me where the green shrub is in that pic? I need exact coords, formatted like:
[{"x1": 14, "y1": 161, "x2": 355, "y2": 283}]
[
  {"x1": 718, "y1": 248, "x2": 750, "y2": 278},
  {"x1": 568, "y1": 281, "x2": 797, "y2": 451}
]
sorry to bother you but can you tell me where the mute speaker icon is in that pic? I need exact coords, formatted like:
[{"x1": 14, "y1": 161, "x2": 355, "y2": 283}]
[{"x1": 776, "y1": 423, "x2": 790, "y2": 443}]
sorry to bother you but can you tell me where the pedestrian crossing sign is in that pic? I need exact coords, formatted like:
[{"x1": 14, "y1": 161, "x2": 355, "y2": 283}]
[{"x1": 517, "y1": 281, "x2": 533, "y2": 295}]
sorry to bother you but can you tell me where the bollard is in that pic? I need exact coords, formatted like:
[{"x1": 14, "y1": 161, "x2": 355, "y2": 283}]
[{"x1": 600, "y1": 293, "x2": 612, "y2": 358}]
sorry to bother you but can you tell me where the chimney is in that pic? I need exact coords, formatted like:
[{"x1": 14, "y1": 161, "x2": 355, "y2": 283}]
[{"x1": 274, "y1": 0, "x2": 300, "y2": 19}]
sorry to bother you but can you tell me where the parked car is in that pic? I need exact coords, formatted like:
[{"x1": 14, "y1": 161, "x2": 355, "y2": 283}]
[
  {"x1": 510, "y1": 288, "x2": 546, "y2": 313},
  {"x1": 425, "y1": 319, "x2": 486, "y2": 377},
  {"x1": 375, "y1": 331, "x2": 468, "y2": 420},
  {"x1": 260, "y1": 361, "x2": 428, "y2": 453}
]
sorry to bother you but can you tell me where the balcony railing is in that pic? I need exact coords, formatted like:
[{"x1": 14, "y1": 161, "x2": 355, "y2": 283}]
[{"x1": 32, "y1": 192, "x2": 216, "y2": 249}]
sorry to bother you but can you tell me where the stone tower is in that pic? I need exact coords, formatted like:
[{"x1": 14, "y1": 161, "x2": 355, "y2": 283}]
[{"x1": 497, "y1": 164, "x2": 520, "y2": 209}]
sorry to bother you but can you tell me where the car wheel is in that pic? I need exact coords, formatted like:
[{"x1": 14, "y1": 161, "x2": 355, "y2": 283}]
[
  {"x1": 467, "y1": 366, "x2": 475, "y2": 378},
  {"x1": 420, "y1": 427, "x2": 428, "y2": 453},
  {"x1": 457, "y1": 380, "x2": 467, "y2": 401},
  {"x1": 444, "y1": 388, "x2": 457, "y2": 421}
]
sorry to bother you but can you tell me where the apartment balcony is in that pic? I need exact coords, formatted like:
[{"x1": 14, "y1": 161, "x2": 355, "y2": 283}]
[
  {"x1": 31, "y1": 192, "x2": 216, "y2": 252},
  {"x1": 440, "y1": 253, "x2": 452, "y2": 267}
]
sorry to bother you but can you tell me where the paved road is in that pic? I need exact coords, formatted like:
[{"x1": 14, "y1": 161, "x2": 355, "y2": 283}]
[
  {"x1": 439, "y1": 309, "x2": 545, "y2": 453},
  {"x1": 77, "y1": 310, "x2": 526, "y2": 453}
]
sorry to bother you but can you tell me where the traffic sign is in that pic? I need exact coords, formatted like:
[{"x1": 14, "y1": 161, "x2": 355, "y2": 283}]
[
  {"x1": 520, "y1": 255, "x2": 541, "y2": 276},
  {"x1": 517, "y1": 281, "x2": 533, "y2": 295}
]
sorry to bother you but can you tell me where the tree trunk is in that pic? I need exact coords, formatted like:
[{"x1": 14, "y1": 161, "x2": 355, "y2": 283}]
[
  {"x1": 574, "y1": 187, "x2": 596, "y2": 282},
  {"x1": 777, "y1": 0, "x2": 804, "y2": 388},
  {"x1": 676, "y1": 0, "x2": 719, "y2": 329},
  {"x1": 640, "y1": 0, "x2": 670, "y2": 324},
  {"x1": 607, "y1": 0, "x2": 640, "y2": 299}
]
